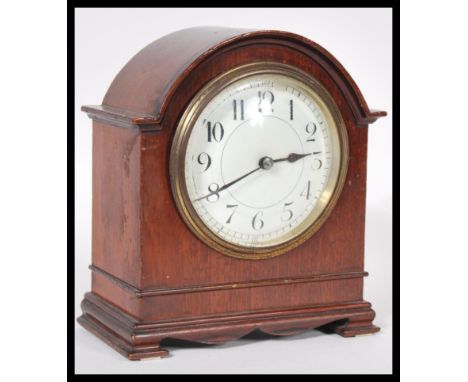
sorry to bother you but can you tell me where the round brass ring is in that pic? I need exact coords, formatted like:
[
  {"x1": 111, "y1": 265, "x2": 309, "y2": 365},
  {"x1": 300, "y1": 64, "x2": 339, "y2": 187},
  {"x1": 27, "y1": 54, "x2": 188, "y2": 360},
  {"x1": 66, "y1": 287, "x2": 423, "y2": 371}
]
[{"x1": 170, "y1": 62, "x2": 349, "y2": 260}]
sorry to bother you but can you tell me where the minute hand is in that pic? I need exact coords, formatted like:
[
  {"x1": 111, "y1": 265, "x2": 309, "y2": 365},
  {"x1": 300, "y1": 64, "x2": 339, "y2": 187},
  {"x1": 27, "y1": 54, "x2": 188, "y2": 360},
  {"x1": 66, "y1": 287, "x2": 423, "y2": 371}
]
[
  {"x1": 194, "y1": 152, "x2": 311, "y2": 202},
  {"x1": 194, "y1": 166, "x2": 261, "y2": 202}
]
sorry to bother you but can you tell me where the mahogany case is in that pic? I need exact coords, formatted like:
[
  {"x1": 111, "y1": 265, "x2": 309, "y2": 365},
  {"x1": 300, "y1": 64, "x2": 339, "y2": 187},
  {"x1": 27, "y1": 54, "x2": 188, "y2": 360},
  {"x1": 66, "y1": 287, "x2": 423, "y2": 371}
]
[{"x1": 78, "y1": 27, "x2": 386, "y2": 360}]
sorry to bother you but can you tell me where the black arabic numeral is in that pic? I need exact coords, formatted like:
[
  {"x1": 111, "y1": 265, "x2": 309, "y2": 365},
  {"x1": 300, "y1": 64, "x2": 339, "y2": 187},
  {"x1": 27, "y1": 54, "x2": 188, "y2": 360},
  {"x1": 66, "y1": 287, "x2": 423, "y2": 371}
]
[
  {"x1": 197, "y1": 152, "x2": 212, "y2": 172},
  {"x1": 305, "y1": 122, "x2": 317, "y2": 142},
  {"x1": 233, "y1": 99, "x2": 244, "y2": 120},
  {"x1": 252, "y1": 211, "x2": 264, "y2": 231},
  {"x1": 207, "y1": 121, "x2": 224, "y2": 142},
  {"x1": 312, "y1": 151, "x2": 323, "y2": 170},
  {"x1": 312, "y1": 158, "x2": 323, "y2": 170},
  {"x1": 258, "y1": 90, "x2": 274, "y2": 113},
  {"x1": 225, "y1": 204, "x2": 239, "y2": 224},
  {"x1": 300, "y1": 181, "x2": 311, "y2": 200},
  {"x1": 207, "y1": 183, "x2": 220, "y2": 203},
  {"x1": 282, "y1": 202, "x2": 294, "y2": 221}
]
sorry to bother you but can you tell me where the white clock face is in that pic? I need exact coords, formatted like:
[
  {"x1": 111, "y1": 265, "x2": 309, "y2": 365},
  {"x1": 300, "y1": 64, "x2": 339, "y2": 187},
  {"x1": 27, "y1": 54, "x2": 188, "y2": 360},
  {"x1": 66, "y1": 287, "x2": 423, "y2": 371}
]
[{"x1": 174, "y1": 68, "x2": 346, "y2": 255}]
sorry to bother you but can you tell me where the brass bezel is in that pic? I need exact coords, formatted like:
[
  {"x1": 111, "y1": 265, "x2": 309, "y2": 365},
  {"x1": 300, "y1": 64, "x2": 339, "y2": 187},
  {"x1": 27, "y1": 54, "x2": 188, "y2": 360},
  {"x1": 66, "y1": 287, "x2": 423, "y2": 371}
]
[{"x1": 170, "y1": 62, "x2": 349, "y2": 260}]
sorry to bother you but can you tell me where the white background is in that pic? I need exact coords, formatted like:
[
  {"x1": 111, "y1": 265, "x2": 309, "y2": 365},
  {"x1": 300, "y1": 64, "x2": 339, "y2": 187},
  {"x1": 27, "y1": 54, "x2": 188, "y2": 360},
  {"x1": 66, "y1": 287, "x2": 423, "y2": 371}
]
[
  {"x1": 1, "y1": 2, "x2": 467, "y2": 379},
  {"x1": 75, "y1": 8, "x2": 392, "y2": 374}
]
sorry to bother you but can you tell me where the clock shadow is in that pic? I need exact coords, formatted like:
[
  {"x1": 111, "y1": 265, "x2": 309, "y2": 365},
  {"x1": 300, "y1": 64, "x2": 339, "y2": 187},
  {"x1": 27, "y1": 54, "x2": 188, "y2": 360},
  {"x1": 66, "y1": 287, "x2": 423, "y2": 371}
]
[{"x1": 160, "y1": 328, "x2": 326, "y2": 350}]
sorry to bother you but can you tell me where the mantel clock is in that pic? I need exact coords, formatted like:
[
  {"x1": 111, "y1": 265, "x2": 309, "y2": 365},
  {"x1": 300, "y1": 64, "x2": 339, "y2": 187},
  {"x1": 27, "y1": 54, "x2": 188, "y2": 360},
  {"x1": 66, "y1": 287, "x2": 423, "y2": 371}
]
[{"x1": 78, "y1": 27, "x2": 386, "y2": 360}]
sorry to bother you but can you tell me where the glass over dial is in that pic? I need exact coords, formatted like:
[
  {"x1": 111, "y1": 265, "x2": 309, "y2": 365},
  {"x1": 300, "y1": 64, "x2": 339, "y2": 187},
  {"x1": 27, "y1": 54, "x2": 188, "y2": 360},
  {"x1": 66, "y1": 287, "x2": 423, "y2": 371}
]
[{"x1": 171, "y1": 66, "x2": 347, "y2": 258}]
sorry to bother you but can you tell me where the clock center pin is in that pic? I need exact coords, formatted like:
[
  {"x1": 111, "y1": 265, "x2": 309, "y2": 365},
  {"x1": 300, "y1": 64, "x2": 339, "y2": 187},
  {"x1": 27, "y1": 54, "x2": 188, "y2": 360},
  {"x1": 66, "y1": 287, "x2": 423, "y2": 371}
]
[{"x1": 259, "y1": 156, "x2": 274, "y2": 170}]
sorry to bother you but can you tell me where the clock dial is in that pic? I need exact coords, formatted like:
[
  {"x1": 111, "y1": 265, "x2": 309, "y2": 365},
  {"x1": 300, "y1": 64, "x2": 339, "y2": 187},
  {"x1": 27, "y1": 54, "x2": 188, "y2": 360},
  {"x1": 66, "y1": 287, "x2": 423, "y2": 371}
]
[{"x1": 171, "y1": 65, "x2": 347, "y2": 258}]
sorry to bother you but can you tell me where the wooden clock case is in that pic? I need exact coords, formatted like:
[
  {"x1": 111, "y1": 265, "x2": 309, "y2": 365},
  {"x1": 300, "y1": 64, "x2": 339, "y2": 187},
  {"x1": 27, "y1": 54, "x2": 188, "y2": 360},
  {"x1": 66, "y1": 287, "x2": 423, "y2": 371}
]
[{"x1": 78, "y1": 27, "x2": 386, "y2": 360}]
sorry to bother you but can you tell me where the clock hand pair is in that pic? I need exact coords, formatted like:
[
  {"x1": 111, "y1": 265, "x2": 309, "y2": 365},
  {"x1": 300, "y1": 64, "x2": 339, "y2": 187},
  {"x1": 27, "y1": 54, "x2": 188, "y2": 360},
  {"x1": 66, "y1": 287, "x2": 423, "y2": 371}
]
[{"x1": 194, "y1": 152, "x2": 311, "y2": 202}]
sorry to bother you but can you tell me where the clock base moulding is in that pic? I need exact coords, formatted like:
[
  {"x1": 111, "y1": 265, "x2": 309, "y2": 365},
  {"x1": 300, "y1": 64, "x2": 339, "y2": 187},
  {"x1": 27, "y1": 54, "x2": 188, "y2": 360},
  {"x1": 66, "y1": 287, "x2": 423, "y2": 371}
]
[{"x1": 78, "y1": 292, "x2": 378, "y2": 360}]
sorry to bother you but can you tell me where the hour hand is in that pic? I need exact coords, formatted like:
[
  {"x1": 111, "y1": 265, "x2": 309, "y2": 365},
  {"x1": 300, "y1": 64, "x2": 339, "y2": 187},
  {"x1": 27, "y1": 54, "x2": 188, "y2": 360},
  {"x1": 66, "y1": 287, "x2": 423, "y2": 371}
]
[{"x1": 273, "y1": 153, "x2": 312, "y2": 163}]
